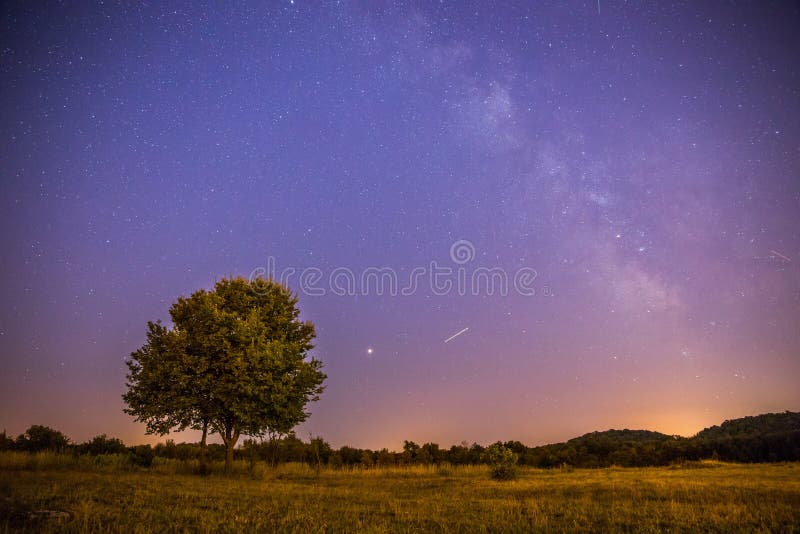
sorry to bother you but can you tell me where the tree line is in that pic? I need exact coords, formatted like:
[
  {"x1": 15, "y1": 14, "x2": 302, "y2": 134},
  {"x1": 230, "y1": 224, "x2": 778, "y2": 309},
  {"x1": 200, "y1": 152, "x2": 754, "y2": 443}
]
[{"x1": 3, "y1": 411, "x2": 798, "y2": 468}]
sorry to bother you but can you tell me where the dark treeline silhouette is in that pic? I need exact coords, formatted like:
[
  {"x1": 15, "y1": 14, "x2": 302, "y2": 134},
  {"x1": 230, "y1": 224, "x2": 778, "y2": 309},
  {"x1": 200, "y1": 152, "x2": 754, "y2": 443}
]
[{"x1": 2, "y1": 411, "x2": 799, "y2": 468}]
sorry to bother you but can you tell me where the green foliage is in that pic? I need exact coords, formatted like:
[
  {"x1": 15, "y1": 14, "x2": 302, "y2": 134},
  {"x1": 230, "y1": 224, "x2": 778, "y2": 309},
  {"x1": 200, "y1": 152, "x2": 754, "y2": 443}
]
[
  {"x1": 123, "y1": 276, "x2": 326, "y2": 468},
  {"x1": 483, "y1": 443, "x2": 519, "y2": 480}
]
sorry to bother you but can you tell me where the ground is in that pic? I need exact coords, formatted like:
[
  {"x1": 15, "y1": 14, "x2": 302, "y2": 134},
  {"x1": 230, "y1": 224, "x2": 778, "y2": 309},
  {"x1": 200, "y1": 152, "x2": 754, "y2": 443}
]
[{"x1": 1, "y1": 455, "x2": 799, "y2": 532}]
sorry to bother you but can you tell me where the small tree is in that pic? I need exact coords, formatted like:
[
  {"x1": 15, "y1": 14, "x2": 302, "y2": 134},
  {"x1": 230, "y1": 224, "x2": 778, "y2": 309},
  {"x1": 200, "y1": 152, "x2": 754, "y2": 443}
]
[
  {"x1": 483, "y1": 442, "x2": 519, "y2": 480},
  {"x1": 17, "y1": 425, "x2": 69, "y2": 453},
  {"x1": 402, "y1": 440, "x2": 420, "y2": 464},
  {"x1": 0, "y1": 431, "x2": 15, "y2": 451},
  {"x1": 123, "y1": 276, "x2": 326, "y2": 470}
]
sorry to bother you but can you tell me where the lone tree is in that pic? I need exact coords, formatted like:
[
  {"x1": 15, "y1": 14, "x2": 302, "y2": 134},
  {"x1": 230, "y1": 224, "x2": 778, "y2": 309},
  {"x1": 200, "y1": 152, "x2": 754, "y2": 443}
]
[{"x1": 123, "y1": 276, "x2": 326, "y2": 470}]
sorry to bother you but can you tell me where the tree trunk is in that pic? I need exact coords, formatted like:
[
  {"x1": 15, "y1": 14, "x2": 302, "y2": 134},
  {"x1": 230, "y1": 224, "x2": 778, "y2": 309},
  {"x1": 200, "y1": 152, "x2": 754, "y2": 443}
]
[
  {"x1": 222, "y1": 426, "x2": 240, "y2": 471},
  {"x1": 199, "y1": 420, "x2": 208, "y2": 472},
  {"x1": 225, "y1": 442, "x2": 234, "y2": 470},
  {"x1": 268, "y1": 431, "x2": 277, "y2": 468}
]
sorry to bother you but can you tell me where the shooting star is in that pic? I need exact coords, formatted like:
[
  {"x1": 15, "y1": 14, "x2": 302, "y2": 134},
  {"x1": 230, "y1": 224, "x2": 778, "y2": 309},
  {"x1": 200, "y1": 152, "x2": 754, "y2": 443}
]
[
  {"x1": 444, "y1": 327, "x2": 470, "y2": 343},
  {"x1": 770, "y1": 249, "x2": 792, "y2": 262}
]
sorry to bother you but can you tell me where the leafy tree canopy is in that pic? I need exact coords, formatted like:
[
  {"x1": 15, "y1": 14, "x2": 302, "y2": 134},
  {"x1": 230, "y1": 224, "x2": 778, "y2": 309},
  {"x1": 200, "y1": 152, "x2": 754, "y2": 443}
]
[
  {"x1": 16, "y1": 425, "x2": 69, "y2": 452},
  {"x1": 123, "y1": 276, "x2": 326, "y2": 468}
]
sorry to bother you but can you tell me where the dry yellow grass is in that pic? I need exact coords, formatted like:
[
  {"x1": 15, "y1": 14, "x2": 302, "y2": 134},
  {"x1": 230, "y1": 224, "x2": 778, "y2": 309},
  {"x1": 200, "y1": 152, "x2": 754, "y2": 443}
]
[{"x1": 1, "y1": 454, "x2": 799, "y2": 532}]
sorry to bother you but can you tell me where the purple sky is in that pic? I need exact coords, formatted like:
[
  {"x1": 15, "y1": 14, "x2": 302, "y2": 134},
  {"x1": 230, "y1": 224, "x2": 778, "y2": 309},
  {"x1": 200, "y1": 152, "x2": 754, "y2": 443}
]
[{"x1": 1, "y1": 1, "x2": 799, "y2": 449}]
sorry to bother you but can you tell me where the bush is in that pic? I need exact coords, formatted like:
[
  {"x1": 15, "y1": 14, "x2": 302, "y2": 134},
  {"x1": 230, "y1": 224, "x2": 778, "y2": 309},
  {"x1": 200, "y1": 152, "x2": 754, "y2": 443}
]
[
  {"x1": 81, "y1": 435, "x2": 128, "y2": 456},
  {"x1": 0, "y1": 431, "x2": 15, "y2": 451},
  {"x1": 483, "y1": 443, "x2": 519, "y2": 480},
  {"x1": 129, "y1": 445, "x2": 155, "y2": 467}
]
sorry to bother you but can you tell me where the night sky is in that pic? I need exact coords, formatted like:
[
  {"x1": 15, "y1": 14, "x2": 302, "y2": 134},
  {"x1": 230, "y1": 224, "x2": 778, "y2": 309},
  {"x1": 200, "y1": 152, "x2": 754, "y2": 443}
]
[{"x1": 1, "y1": 1, "x2": 799, "y2": 450}]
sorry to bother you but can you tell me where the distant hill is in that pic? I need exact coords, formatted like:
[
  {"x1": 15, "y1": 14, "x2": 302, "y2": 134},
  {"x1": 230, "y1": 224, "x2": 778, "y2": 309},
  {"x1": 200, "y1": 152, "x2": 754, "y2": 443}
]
[
  {"x1": 688, "y1": 411, "x2": 800, "y2": 463},
  {"x1": 695, "y1": 411, "x2": 800, "y2": 440},
  {"x1": 567, "y1": 429, "x2": 673, "y2": 444},
  {"x1": 519, "y1": 411, "x2": 800, "y2": 467}
]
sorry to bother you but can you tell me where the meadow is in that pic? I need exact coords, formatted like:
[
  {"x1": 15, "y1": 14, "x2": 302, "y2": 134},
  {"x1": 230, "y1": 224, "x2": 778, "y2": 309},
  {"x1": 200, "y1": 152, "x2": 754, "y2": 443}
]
[{"x1": 1, "y1": 453, "x2": 799, "y2": 533}]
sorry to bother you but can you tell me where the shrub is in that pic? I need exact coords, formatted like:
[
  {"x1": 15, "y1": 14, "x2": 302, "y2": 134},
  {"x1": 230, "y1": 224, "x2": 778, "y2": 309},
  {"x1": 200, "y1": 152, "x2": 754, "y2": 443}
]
[
  {"x1": 0, "y1": 431, "x2": 15, "y2": 451},
  {"x1": 483, "y1": 443, "x2": 519, "y2": 480},
  {"x1": 129, "y1": 445, "x2": 155, "y2": 467},
  {"x1": 81, "y1": 434, "x2": 127, "y2": 456}
]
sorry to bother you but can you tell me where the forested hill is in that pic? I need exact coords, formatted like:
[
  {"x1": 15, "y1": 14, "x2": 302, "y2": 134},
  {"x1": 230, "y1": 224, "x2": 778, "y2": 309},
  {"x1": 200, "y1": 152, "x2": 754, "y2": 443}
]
[
  {"x1": 565, "y1": 411, "x2": 800, "y2": 446},
  {"x1": 522, "y1": 411, "x2": 800, "y2": 467},
  {"x1": 567, "y1": 429, "x2": 673, "y2": 445},
  {"x1": 695, "y1": 411, "x2": 800, "y2": 440}
]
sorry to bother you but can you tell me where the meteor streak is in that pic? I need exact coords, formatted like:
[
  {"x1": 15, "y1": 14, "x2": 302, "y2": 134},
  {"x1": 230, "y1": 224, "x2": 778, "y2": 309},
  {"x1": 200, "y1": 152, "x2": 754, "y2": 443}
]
[
  {"x1": 770, "y1": 249, "x2": 792, "y2": 262},
  {"x1": 444, "y1": 327, "x2": 470, "y2": 343}
]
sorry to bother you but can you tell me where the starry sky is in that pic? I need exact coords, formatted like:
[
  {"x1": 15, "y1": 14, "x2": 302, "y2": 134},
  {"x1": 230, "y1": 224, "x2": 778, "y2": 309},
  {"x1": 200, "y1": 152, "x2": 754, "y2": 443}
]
[{"x1": 1, "y1": 1, "x2": 799, "y2": 450}]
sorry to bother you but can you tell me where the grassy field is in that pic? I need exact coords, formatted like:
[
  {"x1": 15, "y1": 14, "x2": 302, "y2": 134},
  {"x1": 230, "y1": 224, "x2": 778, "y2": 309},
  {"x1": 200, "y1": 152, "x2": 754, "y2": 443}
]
[{"x1": 1, "y1": 454, "x2": 799, "y2": 532}]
